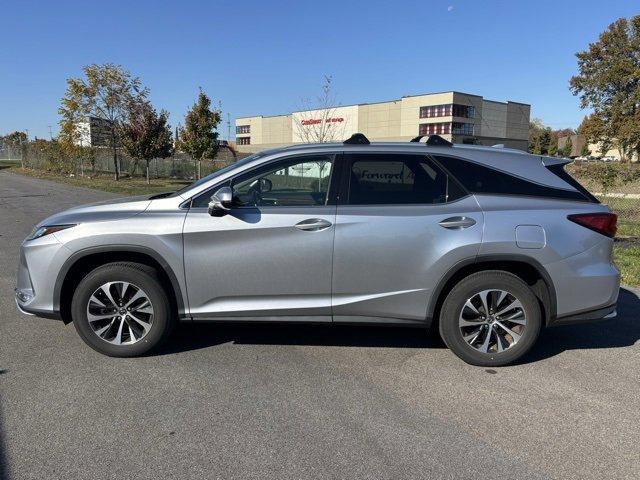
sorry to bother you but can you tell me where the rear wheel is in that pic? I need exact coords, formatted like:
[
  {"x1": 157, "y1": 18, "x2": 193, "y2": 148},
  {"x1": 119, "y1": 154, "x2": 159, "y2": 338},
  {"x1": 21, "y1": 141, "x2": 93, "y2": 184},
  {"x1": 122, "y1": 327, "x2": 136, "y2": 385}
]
[
  {"x1": 71, "y1": 262, "x2": 175, "y2": 357},
  {"x1": 439, "y1": 271, "x2": 541, "y2": 367}
]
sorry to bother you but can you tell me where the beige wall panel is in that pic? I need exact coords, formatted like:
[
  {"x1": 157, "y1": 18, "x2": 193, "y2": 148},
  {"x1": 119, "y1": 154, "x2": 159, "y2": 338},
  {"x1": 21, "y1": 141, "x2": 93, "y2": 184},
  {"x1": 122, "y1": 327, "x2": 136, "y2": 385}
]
[
  {"x1": 400, "y1": 92, "x2": 454, "y2": 137},
  {"x1": 506, "y1": 102, "x2": 530, "y2": 140},
  {"x1": 480, "y1": 101, "x2": 508, "y2": 138}
]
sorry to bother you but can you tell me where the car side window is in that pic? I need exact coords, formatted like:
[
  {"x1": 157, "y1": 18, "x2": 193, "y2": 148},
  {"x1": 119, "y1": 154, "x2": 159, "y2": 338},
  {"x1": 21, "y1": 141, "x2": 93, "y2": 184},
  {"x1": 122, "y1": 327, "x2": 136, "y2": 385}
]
[
  {"x1": 345, "y1": 153, "x2": 464, "y2": 205},
  {"x1": 433, "y1": 155, "x2": 591, "y2": 202},
  {"x1": 192, "y1": 155, "x2": 334, "y2": 208}
]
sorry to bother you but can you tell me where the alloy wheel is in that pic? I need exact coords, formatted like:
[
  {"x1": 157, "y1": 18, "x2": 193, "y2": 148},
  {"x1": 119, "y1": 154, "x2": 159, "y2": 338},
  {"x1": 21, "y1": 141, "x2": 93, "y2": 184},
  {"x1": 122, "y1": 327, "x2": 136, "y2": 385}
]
[
  {"x1": 458, "y1": 289, "x2": 526, "y2": 354},
  {"x1": 86, "y1": 281, "x2": 154, "y2": 345}
]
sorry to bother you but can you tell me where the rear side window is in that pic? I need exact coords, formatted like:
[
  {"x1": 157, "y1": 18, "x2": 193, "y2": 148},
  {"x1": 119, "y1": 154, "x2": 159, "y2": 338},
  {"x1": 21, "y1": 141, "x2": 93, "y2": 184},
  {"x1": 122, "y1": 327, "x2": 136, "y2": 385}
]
[
  {"x1": 545, "y1": 163, "x2": 599, "y2": 203},
  {"x1": 345, "y1": 153, "x2": 465, "y2": 205},
  {"x1": 433, "y1": 155, "x2": 593, "y2": 202}
]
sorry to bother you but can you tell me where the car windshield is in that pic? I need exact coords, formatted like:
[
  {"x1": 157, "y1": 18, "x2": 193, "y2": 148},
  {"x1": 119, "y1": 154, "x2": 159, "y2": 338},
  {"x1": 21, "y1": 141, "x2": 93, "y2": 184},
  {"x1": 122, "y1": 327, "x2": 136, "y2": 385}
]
[{"x1": 169, "y1": 150, "x2": 271, "y2": 198}]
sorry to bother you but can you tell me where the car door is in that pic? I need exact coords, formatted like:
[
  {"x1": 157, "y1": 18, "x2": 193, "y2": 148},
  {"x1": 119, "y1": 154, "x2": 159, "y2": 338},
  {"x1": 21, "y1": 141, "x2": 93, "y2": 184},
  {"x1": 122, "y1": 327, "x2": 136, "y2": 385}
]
[
  {"x1": 332, "y1": 152, "x2": 483, "y2": 323},
  {"x1": 183, "y1": 153, "x2": 337, "y2": 320}
]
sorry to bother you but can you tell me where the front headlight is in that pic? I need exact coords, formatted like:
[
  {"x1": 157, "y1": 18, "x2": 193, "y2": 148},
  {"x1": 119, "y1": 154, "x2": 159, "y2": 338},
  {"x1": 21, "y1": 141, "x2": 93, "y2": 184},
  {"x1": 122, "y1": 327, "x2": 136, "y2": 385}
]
[{"x1": 27, "y1": 224, "x2": 76, "y2": 240}]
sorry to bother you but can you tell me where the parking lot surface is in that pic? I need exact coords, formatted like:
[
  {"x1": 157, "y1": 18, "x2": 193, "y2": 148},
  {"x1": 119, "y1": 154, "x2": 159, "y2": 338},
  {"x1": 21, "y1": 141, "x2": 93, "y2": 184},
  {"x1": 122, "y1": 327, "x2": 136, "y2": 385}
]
[{"x1": 1, "y1": 170, "x2": 639, "y2": 480}]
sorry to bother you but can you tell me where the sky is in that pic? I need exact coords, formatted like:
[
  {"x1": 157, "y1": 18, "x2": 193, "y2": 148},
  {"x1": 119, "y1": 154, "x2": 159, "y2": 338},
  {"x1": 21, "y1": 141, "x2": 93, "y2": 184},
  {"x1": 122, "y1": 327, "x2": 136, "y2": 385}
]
[{"x1": 0, "y1": 0, "x2": 637, "y2": 140}]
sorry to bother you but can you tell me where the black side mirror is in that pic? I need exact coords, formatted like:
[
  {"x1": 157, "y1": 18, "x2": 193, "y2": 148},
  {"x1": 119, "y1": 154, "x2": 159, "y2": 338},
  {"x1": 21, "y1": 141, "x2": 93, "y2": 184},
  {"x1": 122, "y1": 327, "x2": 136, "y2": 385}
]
[{"x1": 208, "y1": 186, "x2": 234, "y2": 216}]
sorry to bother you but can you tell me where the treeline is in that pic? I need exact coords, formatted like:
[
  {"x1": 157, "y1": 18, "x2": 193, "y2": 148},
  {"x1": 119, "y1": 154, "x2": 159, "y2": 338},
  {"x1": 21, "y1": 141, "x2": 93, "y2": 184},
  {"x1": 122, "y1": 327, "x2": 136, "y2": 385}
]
[
  {"x1": 1, "y1": 64, "x2": 228, "y2": 183},
  {"x1": 528, "y1": 119, "x2": 577, "y2": 157},
  {"x1": 57, "y1": 63, "x2": 224, "y2": 183}
]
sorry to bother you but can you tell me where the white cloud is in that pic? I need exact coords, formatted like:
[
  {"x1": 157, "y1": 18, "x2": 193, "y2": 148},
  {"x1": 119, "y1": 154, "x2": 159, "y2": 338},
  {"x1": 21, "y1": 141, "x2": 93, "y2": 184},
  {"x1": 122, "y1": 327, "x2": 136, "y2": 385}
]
[{"x1": 447, "y1": 5, "x2": 454, "y2": 11}]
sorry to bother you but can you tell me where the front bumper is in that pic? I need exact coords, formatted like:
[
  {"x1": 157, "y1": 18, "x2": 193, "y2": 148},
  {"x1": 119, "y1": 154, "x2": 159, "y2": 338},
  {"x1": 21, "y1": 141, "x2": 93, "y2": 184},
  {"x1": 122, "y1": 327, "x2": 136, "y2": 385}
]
[
  {"x1": 549, "y1": 303, "x2": 617, "y2": 326},
  {"x1": 15, "y1": 293, "x2": 62, "y2": 319},
  {"x1": 15, "y1": 233, "x2": 69, "y2": 320}
]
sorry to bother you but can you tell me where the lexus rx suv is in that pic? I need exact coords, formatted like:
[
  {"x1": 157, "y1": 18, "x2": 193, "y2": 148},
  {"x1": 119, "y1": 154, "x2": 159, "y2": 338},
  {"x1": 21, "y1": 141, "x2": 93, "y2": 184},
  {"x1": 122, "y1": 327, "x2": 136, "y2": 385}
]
[{"x1": 15, "y1": 134, "x2": 620, "y2": 366}]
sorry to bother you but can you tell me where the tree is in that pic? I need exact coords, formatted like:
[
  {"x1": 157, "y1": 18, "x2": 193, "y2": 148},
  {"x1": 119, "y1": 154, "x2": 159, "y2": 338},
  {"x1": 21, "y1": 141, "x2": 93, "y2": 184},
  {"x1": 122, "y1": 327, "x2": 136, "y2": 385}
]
[
  {"x1": 59, "y1": 64, "x2": 148, "y2": 180},
  {"x1": 121, "y1": 100, "x2": 173, "y2": 184},
  {"x1": 528, "y1": 119, "x2": 552, "y2": 155},
  {"x1": 539, "y1": 129, "x2": 552, "y2": 155},
  {"x1": 178, "y1": 89, "x2": 221, "y2": 179},
  {"x1": 4, "y1": 131, "x2": 27, "y2": 167},
  {"x1": 570, "y1": 16, "x2": 640, "y2": 162},
  {"x1": 548, "y1": 137, "x2": 558, "y2": 156},
  {"x1": 293, "y1": 75, "x2": 346, "y2": 143},
  {"x1": 4, "y1": 131, "x2": 27, "y2": 146},
  {"x1": 580, "y1": 141, "x2": 590, "y2": 157},
  {"x1": 562, "y1": 136, "x2": 573, "y2": 157}
]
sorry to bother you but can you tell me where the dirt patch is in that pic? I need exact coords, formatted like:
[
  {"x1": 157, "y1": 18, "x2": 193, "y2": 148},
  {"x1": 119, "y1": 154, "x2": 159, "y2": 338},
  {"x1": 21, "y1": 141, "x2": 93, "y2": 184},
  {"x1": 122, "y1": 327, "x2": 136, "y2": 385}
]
[{"x1": 614, "y1": 237, "x2": 640, "y2": 248}]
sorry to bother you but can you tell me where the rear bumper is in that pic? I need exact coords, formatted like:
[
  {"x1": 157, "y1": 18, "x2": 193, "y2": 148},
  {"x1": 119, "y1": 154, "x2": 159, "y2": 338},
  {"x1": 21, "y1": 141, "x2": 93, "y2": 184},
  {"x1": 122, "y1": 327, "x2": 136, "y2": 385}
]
[
  {"x1": 549, "y1": 303, "x2": 617, "y2": 326},
  {"x1": 544, "y1": 239, "x2": 620, "y2": 318}
]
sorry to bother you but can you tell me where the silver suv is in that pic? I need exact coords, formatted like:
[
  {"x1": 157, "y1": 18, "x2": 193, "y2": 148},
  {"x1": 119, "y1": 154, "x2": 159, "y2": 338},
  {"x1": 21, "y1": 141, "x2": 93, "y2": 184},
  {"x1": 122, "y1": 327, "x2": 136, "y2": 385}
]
[{"x1": 15, "y1": 134, "x2": 620, "y2": 366}]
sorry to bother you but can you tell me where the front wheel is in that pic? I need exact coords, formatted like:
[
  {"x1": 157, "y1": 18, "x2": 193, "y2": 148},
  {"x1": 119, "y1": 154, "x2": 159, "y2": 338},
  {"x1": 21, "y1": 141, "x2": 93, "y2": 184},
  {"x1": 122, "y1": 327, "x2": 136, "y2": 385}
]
[
  {"x1": 439, "y1": 271, "x2": 542, "y2": 367},
  {"x1": 71, "y1": 262, "x2": 175, "y2": 357}
]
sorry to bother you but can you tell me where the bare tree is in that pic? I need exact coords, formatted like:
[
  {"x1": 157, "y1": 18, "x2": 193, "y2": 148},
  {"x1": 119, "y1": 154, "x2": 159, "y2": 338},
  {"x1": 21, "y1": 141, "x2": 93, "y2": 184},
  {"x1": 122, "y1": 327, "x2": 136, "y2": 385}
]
[{"x1": 293, "y1": 76, "x2": 347, "y2": 143}]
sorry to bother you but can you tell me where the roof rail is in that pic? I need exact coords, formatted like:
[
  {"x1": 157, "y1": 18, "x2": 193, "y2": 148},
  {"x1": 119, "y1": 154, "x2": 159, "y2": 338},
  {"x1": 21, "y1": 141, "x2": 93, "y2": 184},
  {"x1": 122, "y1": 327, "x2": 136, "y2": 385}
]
[
  {"x1": 410, "y1": 134, "x2": 453, "y2": 147},
  {"x1": 344, "y1": 133, "x2": 370, "y2": 145}
]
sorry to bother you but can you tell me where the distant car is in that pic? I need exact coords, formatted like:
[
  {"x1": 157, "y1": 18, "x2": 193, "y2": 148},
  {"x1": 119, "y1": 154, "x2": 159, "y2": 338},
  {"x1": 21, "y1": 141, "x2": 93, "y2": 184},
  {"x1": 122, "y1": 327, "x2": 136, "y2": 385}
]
[
  {"x1": 601, "y1": 156, "x2": 616, "y2": 162},
  {"x1": 15, "y1": 134, "x2": 620, "y2": 366}
]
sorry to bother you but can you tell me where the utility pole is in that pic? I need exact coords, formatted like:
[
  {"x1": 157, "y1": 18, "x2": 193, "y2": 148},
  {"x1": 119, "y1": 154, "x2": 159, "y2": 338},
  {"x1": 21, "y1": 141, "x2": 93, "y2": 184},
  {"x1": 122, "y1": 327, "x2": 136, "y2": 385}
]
[
  {"x1": 48, "y1": 125, "x2": 53, "y2": 140},
  {"x1": 227, "y1": 113, "x2": 231, "y2": 141},
  {"x1": 22, "y1": 129, "x2": 29, "y2": 169}
]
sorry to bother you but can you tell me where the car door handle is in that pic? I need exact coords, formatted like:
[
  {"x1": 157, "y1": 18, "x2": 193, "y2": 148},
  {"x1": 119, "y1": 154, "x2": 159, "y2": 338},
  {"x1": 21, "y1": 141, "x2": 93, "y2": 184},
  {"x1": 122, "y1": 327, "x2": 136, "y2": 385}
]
[
  {"x1": 439, "y1": 216, "x2": 477, "y2": 229},
  {"x1": 295, "y1": 218, "x2": 333, "y2": 231}
]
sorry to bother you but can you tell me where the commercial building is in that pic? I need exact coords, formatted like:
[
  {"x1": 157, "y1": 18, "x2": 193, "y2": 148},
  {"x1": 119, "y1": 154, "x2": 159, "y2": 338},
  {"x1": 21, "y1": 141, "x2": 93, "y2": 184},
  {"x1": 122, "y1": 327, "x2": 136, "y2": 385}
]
[
  {"x1": 74, "y1": 116, "x2": 115, "y2": 147},
  {"x1": 235, "y1": 91, "x2": 530, "y2": 153}
]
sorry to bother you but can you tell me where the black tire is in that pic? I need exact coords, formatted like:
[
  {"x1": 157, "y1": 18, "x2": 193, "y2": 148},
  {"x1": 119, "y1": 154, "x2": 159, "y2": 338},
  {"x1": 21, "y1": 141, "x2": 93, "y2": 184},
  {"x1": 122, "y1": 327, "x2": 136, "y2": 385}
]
[
  {"x1": 71, "y1": 262, "x2": 175, "y2": 357},
  {"x1": 439, "y1": 271, "x2": 541, "y2": 367}
]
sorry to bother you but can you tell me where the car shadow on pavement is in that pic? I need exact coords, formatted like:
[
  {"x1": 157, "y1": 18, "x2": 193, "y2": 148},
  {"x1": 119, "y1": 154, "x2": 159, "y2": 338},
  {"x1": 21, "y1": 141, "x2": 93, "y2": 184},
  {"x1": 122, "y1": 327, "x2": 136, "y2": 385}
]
[
  {"x1": 521, "y1": 287, "x2": 640, "y2": 364},
  {"x1": 159, "y1": 322, "x2": 445, "y2": 355},
  {"x1": 157, "y1": 288, "x2": 640, "y2": 362}
]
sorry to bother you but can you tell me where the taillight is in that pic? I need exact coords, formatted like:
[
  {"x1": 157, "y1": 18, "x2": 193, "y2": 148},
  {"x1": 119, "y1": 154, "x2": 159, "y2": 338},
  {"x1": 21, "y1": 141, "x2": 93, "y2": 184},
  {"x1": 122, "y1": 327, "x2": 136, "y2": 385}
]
[{"x1": 567, "y1": 212, "x2": 617, "y2": 238}]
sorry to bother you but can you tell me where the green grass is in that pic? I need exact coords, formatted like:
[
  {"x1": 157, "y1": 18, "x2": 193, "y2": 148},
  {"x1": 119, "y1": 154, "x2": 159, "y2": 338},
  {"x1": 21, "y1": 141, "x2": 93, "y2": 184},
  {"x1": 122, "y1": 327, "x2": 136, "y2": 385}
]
[
  {"x1": 614, "y1": 245, "x2": 640, "y2": 287},
  {"x1": 0, "y1": 159, "x2": 22, "y2": 169},
  {"x1": 617, "y1": 220, "x2": 640, "y2": 237},
  {"x1": 7, "y1": 167, "x2": 191, "y2": 196}
]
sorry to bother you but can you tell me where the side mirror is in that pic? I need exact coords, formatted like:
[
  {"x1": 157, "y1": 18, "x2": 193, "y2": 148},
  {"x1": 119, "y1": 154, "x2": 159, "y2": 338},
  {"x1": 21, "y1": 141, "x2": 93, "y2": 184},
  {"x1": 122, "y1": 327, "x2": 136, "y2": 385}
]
[{"x1": 208, "y1": 186, "x2": 234, "y2": 215}]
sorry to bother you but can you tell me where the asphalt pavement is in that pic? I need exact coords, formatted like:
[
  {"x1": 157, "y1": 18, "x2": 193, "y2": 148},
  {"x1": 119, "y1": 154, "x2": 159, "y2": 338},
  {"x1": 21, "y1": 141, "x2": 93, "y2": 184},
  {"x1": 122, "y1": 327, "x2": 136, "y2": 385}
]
[{"x1": 1, "y1": 169, "x2": 639, "y2": 480}]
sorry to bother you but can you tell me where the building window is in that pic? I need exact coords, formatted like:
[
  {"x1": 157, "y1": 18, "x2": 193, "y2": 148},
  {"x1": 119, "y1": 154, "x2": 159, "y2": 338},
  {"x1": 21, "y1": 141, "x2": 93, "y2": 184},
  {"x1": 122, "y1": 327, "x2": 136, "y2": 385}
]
[
  {"x1": 452, "y1": 104, "x2": 475, "y2": 118},
  {"x1": 419, "y1": 123, "x2": 451, "y2": 136},
  {"x1": 419, "y1": 104, "x2": 452, "y2": 118},
  {"x1": 236, "y1": 125, "x2": 251, "y2": 134},
  {"x1": 237, "y1": 137, "x2": 251, "y2": 145},
  {"x1": 452, "y1": 123, "x2": 474, "y2": 135},
  {"x1": 419, "y1": 104, "x2": 475, "y2": 119}
]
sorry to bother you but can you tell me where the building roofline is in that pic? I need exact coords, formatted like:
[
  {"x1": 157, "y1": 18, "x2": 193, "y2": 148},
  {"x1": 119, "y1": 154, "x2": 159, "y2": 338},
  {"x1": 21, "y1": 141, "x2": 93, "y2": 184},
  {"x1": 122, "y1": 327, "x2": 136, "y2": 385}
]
[
  {"x1": 401, "y1": 90, "x2": 482, "y2": 99},
  {"x1": 236, "y1": 91, "x2": 529, "y2": 121}
]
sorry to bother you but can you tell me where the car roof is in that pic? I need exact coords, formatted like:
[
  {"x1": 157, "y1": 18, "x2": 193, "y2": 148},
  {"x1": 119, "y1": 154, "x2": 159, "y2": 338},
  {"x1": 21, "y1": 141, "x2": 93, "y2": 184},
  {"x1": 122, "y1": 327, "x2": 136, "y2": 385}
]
[{"x1": 263, "y1": 141, "x2": 572, "y2": 190}]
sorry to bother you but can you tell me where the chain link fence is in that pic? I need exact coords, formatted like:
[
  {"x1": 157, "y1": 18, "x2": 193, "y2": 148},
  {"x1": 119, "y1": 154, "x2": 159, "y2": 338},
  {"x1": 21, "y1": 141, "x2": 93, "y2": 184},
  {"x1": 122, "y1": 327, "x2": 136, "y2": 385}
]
[
  {"x1": 567, "y1": 161, "x2": 640, "y2": 237},
  {"x1": 19, "y1": 142, "x2": 248, "y2": 180},
  {"x1": 0, "y1": 143, "x2": 25, "y2": 164}
]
